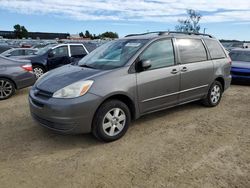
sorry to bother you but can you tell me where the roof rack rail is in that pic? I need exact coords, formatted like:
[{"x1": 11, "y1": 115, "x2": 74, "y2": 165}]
[
  {"x1": 125, "y1": 31, "x2": 162, "y2": 37},
  {"x1": 166, "y1": 31, "x2": 214, "y2": 38},
  {"x1": 125, "y1": 31, "x2": 214, "y2": 38}
]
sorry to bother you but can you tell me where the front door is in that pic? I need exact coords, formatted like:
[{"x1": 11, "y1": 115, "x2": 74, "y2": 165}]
[
  {"x1": 47, "y1": 45, "x2": 70, "y2": 70},
  {"x1": 136, "y1": 39, "x2": 180, "y2": 114}
]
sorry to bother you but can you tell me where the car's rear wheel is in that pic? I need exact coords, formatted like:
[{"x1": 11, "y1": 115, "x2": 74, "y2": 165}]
[
  {"x1": 0, "y1": 78, "x2": 15, "y2": 100},
  {"x1": 33, "y1": 65, "x2": 45, "y2": 78},
  {"x1": 92, "y1": 100, "x2": 131, "y2": 142},
  {"x1": 202, "y1": 81, "x2": 223, "y2": 107}
]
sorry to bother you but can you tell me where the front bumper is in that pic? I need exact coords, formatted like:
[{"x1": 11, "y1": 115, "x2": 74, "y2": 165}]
[
  {"x1": 29, "y1": 88, "x2": 102, "y2": 134},
  {"x1": 231, "y1": 67, "x2": 250, "y2": 81}
]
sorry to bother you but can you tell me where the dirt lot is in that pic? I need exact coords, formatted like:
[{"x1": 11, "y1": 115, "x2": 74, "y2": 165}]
[{"x1": 0, "y1": 84, "x2": 249, "y2": 188}]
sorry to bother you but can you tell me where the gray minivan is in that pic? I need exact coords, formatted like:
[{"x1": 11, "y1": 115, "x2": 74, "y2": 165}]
[{"x1": 29, "y1": 32, "x2": 231, "y2": 142}]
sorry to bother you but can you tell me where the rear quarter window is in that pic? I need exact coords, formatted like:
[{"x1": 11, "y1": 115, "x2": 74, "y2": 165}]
[
  {"x1": 204, "y1": 39, "x2": 226, "y2": 59},
  {"x1": 176, "y1": 39, "x2": 207, "y2": 64}
]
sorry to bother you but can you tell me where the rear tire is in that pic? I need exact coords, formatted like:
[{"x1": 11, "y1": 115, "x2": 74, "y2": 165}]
[
  {"x1": 92, "y1": 100, "x2": 131, "y2": 142},
  {"x1": 0, "y1": 78, "x2": 15, "y2": 100},
  {"x1": 202, "y1": 81, "x2": 223, "y2": 107},
  {"x1": 33, "y1": 65, "x2": 45, "y2": 79}
]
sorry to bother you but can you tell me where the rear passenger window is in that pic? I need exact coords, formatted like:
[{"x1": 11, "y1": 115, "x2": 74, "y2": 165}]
[
  {"x1": 204, "y1": 39, "x2": 226, "y2": 59},
  {"x1": 176, "y1": 39, "x2": 207, "y2": 64},
  {"x1": 11, "y1": 50, "x2": 23, "y2": 56},
  {"x1": 70, "y1": 45, "x2": 87, "y2": 57},
  {"x1": 140, "y1": 39, "x2": 175, "y2": 70}
]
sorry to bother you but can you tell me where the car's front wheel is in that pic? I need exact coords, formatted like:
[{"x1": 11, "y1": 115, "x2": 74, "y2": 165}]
[
  {"x1": 0, "y1": 78, "x2": 15, "y2": 100},
  {"x1": 202, "y1": 81, "x2": 223, "y2": 107},
  {"x1": 92, "y1": 100, "x2": 131, "y2": 142},
  {"x1": 33, "y1": 65, "x2": 45, "y2": 79}
]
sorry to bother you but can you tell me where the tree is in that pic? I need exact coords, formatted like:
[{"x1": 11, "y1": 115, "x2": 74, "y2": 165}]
[
  {"x1": 85, "y1": 30, "x2": 91, "y2": 38},
  {"x1": 100, "y1": 31, "x2": 119, "y2": 39},
  {"x1": 175, "y1": 9, "x2": 202, "y2": 33},
  {"x1": 79, "y1": 32, "x2": 84, "y2": 38},
  {"x1": 13, "y1": 24, "x2": 28, "y2": 39}
]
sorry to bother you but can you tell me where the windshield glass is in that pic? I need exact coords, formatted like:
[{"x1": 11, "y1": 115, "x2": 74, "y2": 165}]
[
  {"x1": 78, "y1": 39, "x2": 148, "y2": 70},
  {"x1": 230, "y1": 51, "x2": 250, "y2": 62},
  {"x1": 36, "y1": 44, "x2": 54, "y2": 55}
]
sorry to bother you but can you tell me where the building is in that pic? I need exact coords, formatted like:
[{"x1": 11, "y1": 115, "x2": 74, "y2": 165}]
[{"x1": 0, "y1": 30, "x2": 70, "y2": 39}]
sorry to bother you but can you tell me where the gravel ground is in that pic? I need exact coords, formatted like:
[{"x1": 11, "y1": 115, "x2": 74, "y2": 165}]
[{"x1": 0, "y1": 84, "x2": 249, "y2": 188}]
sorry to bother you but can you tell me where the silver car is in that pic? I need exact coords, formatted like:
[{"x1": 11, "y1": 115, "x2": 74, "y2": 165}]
[
  {"x1": 29, "y1": 32, "x2": 231, "y2": 142},
  {"x1": 0, "y1": 55, "x2": 36, "y2": 100},
  {"x1": 1, "y1": 48, "x2": 37, "y2": 57}
]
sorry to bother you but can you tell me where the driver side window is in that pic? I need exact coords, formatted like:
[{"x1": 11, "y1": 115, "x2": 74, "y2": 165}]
[
  {"x1": 51, "y1": 46, "x2": 68, "y2": 57},
  {"x1": 139, "y1": 39, "x2": 175, "y2": 70}
]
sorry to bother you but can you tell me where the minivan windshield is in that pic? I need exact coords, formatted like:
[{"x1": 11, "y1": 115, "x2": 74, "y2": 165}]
[{"x1": 78, "y1": 39, "x2": 148, "y2": 70}]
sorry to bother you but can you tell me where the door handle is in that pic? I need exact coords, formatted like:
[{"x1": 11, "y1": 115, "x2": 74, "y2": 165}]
[
  {"x1": 181, "y1": 67, "x2": 188, "y2": 72},
  {"x1": 171, "y1": 69, "x2": 179, "y2": 74}
]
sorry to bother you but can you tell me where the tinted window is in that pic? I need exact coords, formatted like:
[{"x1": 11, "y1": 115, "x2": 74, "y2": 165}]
[
  {"x1": 229, "y1": 51, "x2": 250, "y2": 62},
  {"x1": 10, "y1": 50, "x2": 23, "y2": 56},
  {"x1": 140, "y1": 39, "x2": 175, "y2": 70},
  {"x1": 70, "y1": 45, "x2": 87, "y2": 56},
  {"x1": 204, "y1": 39, "x2": 226, "y2": 59},
  {"x1": 176, "y1": 39, "x2": 207, "y2": 64},
  {"x1": 51, "y1": 46, "x2": 68, "y2": 57}
]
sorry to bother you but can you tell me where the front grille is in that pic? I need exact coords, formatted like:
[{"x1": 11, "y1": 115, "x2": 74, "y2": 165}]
[
  {"x1": 32, "y1": 99, "x2": 44, "y2": 108},
  {"x1": 35, "y1": 89, "x2": 53, "y2": 98}
]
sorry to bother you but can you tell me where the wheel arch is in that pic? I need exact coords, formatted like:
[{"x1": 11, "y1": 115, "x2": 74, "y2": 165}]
[
  {"x1": 215, "y1": 77, "x2": 225, "y2": 91},
  {"x1": 0, "y1": 76, "x2": 17, "y2": 89},
  {"x1": 95, "y1": 93, "x2": 137, "y2": 121},
  {"x1": 32, "y1": 63, "x2": 47, "y2": 72}
]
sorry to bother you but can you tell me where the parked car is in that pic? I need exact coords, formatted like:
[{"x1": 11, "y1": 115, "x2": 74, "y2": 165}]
[
  {"x1": 22, "y1": 43, "x2": 92, "y2": 78},
  {"x1": 29, "y1": 31, "x2": 231, "y2": 142},
  {"x1": 0, "y1": 46, "x2": 13, "y2": 53},
  {"x1": 0, "y1": 55, "x2": 36, "y2": 100},
  {"x1": 229, "y1": 49, "x2": 250, "y2": 81},
  {"x1": 1, "y1": 48, "x2": 38, "y2": 57}
]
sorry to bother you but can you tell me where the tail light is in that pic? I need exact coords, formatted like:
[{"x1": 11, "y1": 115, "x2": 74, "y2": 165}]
[
  {"x1": 228, "y1": 57, "x2": 232, "y2": 65},
  {"x1": 21, "y1": 64, "x2": 33, "y2": 72}
]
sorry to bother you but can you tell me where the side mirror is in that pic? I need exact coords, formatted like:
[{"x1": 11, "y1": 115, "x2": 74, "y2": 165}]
[
  {"x1": 141, "y1": 60, "x2": 151, "y2": 70},
  {"x1": 5, "y1": 54, "x2": 11, "y2": 57}
]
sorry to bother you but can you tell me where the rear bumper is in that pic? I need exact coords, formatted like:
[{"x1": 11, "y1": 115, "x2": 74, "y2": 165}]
[{"x1": 29, "y1": 89, "x2": 102, "y2": 134}]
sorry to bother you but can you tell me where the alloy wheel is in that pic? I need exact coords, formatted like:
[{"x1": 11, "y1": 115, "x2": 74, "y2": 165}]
[
  {"x1": 102, "y1": 108, "x2": 126, "y2": 137},
  {"x1": 33, "y1": 67, "x2": 44, "y2": 78},
  {"x1": 0, "y1": 80, "x2": 13, "y2": 99},
  {"x1": 210, "y1": 85, "x2": 221, "y2": 104}
]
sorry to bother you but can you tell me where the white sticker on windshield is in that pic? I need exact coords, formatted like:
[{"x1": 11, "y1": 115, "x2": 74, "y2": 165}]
[{"x1": 125, "y1": 43, "x2": 141, "y2": 47}]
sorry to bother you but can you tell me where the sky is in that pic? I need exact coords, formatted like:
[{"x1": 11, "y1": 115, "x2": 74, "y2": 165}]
[{"x1": 0, "y1": 0, "x2": 250, "y2": 40}]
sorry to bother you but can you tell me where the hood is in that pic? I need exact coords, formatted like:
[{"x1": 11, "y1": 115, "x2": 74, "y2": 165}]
[
  {"x1": 36, "y1": 65, "x2": 107, "y2": 93},
  {"x1": 232, "y1": 61, "x2": 250, "y2": 69}
]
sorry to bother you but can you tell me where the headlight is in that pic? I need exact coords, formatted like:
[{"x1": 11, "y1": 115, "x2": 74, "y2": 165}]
[{"x1": 53, "y1": 80, "x2": 94, "y2": 98}]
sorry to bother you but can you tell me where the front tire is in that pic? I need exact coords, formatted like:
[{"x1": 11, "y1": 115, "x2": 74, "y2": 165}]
[
  {"x1": 33, "y1": 65, "x2": 45, "y2": 79},
  {"x1": 0, "y1": 78, "x2": 15, "y2": 100},
  {"x1": 202, "y1": 81, "x2": 223, "y2": 107},
  {"x1": 92, "y1": 100, "x2": 131, "y2": 142}
]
